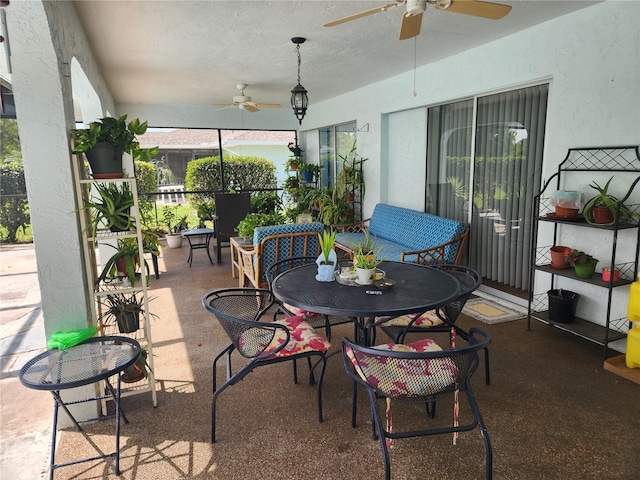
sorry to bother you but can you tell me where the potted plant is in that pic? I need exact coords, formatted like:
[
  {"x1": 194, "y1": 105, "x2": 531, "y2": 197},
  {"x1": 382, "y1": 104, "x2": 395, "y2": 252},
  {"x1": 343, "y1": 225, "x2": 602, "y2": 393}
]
[
  {"x1": 299, "y1": 162, "x2": 320, "y2": 183},
  {"x1": 353, "y1": 232, "x2": 383, "y2": 284},
  {"x1": 338, "y1": 143, "x2": 367, "y2": 200},
  {"x1": 162, "y1": 205, "x2": 187, "y2": 248},
  {"x1": 582, "y1": 176, "x2": 636, "y2": 225},
  {"x1": 99, "y1": 292, "x2": 156, "y2": 334},
  {"x1": 549, "y1": 245, "x2": 572, "y2": 269},
  {"x1": 286, "y1": 142, "x2": 304, "y2": 171},
  {"x1": 316, "y1": 187, "x2": 352, "y2": 226},
  {"x1": 569, "y1": 249, "x2": 599, "y2": 278},
  {"x1": 81, "y1": 181, "x2": 135, "y2": 235},
  {"x1": 122, "y1": 348, "x2": 151, "y2": 384},
  {"x1": 96, "y1": 239, "x2": 151, "y2": 287},
  {"x1": 71, "y1": 115, "x2": 159, "y2": 178},
  {"x1": 316, "y1": 230, "x2": 337, "y2": 282}
]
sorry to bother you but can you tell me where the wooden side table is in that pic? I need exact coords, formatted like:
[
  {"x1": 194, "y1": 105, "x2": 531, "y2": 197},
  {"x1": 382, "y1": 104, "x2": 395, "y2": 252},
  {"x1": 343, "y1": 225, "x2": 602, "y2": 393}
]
[{"x1": 229, "y1": 237, "x2": 253, "y2": 285}]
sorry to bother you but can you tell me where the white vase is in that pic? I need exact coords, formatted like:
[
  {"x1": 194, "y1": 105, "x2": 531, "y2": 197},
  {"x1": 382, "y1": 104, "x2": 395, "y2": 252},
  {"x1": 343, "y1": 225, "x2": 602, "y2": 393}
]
[
  {"x1": 355, "y1": 267, "x2": 374, "y2": 284},
  {"x1": 316, "y1": 250, "x2": 337, "y2": 282}
]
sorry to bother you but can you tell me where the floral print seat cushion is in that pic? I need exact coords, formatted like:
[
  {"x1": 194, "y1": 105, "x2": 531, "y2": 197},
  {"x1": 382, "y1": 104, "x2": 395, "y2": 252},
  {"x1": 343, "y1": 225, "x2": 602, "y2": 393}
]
[
  {"x1": 345, "y1": 338, "x2": 458, "y2": 398},
  {"x1": 375, "y1": 309, "x2": 443, "y2": 328},
  {"x1": 239, "y1": 316, "x2": 331, "y2": 360}
]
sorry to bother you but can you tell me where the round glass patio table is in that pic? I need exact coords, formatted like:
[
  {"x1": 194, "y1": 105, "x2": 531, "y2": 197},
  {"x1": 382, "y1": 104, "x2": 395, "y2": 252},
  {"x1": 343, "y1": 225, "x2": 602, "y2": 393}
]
[{"x1": 272, "y1": 260, "x2": 461, "y2": 346}]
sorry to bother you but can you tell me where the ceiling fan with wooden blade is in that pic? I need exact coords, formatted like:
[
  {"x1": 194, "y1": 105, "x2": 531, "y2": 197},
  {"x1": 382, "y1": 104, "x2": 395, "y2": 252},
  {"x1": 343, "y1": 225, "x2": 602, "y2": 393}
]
[
  {"x1": 324, "y1": 0, "x2": 512, "y2": 41},
  {"x1": 212, "y1": 84, "x2": 280, "y2": 113}
]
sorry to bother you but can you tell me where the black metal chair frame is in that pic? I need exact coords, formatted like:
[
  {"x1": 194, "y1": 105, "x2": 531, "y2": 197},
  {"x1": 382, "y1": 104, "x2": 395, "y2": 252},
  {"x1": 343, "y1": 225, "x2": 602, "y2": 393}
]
[
  {"x1": 266, "y1": 256, "x2": 351, "y2": 341},
  {"x1": 202, "y1": 287, "x2": 328, "y2": 443},
  {"x1": 213, "y1": 192, "x2": 252, "y2": 263},
  {"x1": 342, "y1": 328, "x2": 493, "y2": 480},
  {"x1": 376, "y1": 264, "x2": 490, "y2": 385}
]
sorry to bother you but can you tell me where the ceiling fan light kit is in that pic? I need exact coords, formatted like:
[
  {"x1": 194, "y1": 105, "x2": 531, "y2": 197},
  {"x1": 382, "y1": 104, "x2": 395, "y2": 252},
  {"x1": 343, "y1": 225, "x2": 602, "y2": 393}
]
[
  {"x1": 290, "y1": 37, "x2": 308, "y2": 125},
  {"x1": 324, "y1": 0, "x2": 511, "y2": 41}
]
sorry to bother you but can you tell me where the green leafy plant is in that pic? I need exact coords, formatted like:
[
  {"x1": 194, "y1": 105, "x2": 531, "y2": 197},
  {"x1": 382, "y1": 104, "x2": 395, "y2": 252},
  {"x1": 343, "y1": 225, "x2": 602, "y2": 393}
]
[
  {"x1": 162, "y1": 205, "x2": 190, "y2": 235},
  {"x1": 298, "y1": 162, "x2": 320, "y2": 176},
  {"x1": 582, "y1": 176, "x2": 636, "y2": 225},
  {"x1": 251, "y1": 192, "x2": 282, "y2": 214},
  {"x1": 81, "y1": 182, "x2": 135, "y2": 235},
  {"x1": 286, "y1": 157, "x2": 301, "y2": 171},
  {"x1": 338, "y1": 143, "x2": 367, "y2": 199},
  {"x1": 99, "y1": 293, "x2": 158, "y2": 334},
  {"x1": 318, "y1": 230, "x2": 336, "y2": 264},
  {"x1": 569, "y1": 249, "x2": 598, "y2": 266},
  {"x1": 235, "y1": 212, "x2": 286, "y2": 239},
  {"x1": 96, "y1": 239, "x2": 150, "y2": 287},
  {"x1": 71, "y1": 115, "x2": 159, "y2": 160},
  {"x1": 316, "y1": 187, "x2": 352, "y2": 226},
  {"x1": 353, "y1": 232, "x2": 383, "y2": 269}
]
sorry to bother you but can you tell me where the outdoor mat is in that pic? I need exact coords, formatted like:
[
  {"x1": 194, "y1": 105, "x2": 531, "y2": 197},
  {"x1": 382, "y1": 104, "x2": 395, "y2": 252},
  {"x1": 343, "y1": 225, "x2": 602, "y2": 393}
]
[{"x1": 462, "y1": 298, "x2": 525, "y2": 325}]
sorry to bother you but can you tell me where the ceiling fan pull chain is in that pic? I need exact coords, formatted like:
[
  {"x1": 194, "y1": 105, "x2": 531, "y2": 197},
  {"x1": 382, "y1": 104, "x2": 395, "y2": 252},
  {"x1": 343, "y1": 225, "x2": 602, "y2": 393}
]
[{"x1": 413, "y1": 37, "x2": 417, "y2": 97}]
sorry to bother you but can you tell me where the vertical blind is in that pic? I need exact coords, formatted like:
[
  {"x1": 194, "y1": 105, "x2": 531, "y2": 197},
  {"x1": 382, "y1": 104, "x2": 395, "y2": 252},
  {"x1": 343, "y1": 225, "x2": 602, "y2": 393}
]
[{"x1": 427, "y1": 84, "x2": 548, "y2": 290}]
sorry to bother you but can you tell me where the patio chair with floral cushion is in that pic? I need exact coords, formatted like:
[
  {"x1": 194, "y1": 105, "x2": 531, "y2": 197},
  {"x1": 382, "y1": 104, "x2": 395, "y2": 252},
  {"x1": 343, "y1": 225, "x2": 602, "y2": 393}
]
[
  {"x1": 342, "y1": 327, "x2": 492, "y2": 480},
  {"x1": 373, "y1": 264, "x2": 490, "y2": 385},
  {"x1": 202, "y1": 287, "x2": 330, "y2": 442},
  {"x1": 266, "y1": 256, "x2": 351, "y2": 341}
]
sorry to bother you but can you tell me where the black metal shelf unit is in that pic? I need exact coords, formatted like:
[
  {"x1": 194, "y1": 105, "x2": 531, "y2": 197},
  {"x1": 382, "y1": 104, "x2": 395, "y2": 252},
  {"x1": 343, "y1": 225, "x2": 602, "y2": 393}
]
[{"x1": 527, "y1": 146, "x2": 640, "y2": 359}]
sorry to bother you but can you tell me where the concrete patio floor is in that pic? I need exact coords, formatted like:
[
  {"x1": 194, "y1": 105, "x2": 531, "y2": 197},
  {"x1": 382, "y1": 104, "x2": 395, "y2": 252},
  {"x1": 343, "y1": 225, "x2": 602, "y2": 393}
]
[{"x1": 1, "y1": 242, "x2": 639, "y2": 479}]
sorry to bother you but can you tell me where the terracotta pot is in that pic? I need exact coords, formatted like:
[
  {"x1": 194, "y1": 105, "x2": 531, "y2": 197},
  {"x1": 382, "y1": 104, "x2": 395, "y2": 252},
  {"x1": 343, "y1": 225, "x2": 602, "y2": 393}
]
[
  {"x1": 550, "y1": 246, "x2": 572, "y2": 269},
  {"x1": 592, "y1": 206, "x2": 614, "y2": 224},
  {"x1": 555, "y1": 206, "x2": 579, "y2": 218}
]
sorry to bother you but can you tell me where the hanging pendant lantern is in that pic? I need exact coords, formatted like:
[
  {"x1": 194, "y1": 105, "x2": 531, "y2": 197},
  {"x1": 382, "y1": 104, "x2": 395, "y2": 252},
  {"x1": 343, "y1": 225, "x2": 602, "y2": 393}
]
[{"x1": 290, "y1": 37, "x2": 308, "y2": 125}]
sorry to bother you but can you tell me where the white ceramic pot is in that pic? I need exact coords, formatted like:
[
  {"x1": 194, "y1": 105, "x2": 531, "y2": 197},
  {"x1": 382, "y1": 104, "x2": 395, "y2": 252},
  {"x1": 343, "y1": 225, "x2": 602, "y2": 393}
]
[
  {"x1": 355, "y1": 267, "x2": 374, "y2": 284},
  {"x1": 165, "y1": 234, "x2": 183, "y2": 248}
]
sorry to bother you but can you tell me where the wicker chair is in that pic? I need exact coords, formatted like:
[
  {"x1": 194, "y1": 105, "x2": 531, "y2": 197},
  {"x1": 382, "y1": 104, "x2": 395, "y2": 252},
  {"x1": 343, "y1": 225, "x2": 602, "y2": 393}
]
[
  {"x1": 202, "y1": 288, "x2": 330, "y2": 442},
  {"x1": 342, "y1": 327, "x2": 493, "y2": 480}
]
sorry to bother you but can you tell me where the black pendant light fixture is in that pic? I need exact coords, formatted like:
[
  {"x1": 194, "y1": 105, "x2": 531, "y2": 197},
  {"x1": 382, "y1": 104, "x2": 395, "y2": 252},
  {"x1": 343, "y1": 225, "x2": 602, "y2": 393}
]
[{"x1": 290, "y1": 37, "x2": 308, "y2": 125}]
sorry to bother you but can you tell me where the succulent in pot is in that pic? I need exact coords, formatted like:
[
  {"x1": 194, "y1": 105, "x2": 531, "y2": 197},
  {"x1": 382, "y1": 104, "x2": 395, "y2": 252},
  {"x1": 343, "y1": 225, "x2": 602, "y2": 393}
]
[
  {"x1": 80, "y1": 181, "x2": 135, "y2": 236},
  {"x1": 582, "y1": 176, "x2": 636, "y2": 225},
  {"x1": 569, "y1": 249, "x2": 599, "y2": 278}
]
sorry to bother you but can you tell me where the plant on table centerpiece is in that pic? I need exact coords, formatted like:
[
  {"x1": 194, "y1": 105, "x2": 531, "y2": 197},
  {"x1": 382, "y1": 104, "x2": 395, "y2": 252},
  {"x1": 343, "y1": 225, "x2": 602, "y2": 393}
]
[
  {"x1": 353, "y1": 232, "x2": 383, "y2": 284},
  {"x1": 316, "y1": 230, "x2": 338, "y2": 282},
  {"x1": 582, "y1": 176, "x2": 636, "y2": 225},
  {"x1": 569, "y1": 249, "x2": 599, "y2": 279}
]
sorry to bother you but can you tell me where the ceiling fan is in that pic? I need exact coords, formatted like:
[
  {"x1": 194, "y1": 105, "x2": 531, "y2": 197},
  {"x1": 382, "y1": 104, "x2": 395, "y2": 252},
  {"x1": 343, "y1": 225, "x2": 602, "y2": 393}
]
[
  {"x1": 324, "y1": 0, "x2": 512, "y2": 40},
  {"x1": 213, "y1": 84, "x2": 280, "y2": 113}
]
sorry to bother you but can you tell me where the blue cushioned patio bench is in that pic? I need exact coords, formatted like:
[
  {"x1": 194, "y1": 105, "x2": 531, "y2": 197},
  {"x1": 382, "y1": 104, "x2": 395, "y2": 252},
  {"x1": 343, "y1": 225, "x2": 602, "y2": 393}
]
[
  {"x1": 332, "y1": 204, "x2": 469, "y2": 265},
  {"x1": 239, "y1": 222, "x2": 324, "y2": 288}
]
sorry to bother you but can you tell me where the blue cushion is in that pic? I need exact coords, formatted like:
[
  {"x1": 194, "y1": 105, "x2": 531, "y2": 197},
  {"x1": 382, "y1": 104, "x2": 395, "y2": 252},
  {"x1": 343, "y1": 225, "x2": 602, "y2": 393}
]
[
  {"x1": 337, "y1": 205, "x2": 467, "y2": 264},
  {"x1": 254, "y1": 222, "x2": 324, "y2": 282}
]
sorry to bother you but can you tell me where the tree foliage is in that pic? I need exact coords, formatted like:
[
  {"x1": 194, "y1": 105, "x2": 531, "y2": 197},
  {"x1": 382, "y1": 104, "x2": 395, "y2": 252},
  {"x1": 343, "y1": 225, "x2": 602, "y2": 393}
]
[
  {"x1": 0, "y1": 119, "x2": 22, "y2": 162},
  {"x1": 0, "y1": 161, "x2": 30, "y2": 242}
]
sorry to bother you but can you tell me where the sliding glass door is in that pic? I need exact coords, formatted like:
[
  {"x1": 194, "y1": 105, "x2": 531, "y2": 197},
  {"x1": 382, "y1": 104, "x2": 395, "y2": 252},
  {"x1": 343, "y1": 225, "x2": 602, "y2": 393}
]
[{"x1": 426, "y1": 84, "x2": 548, "y2": 292}]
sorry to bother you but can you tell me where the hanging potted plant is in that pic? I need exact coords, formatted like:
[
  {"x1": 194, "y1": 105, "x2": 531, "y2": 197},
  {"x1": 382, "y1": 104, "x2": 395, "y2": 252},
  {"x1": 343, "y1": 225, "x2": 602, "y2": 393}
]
[
  {"x1": 299, "y1": 162, "x2": 320, "y2": 183},
  {"x1": 286, "y1": 142, "x2": 304, "y2": 172},
  {"x1": 99, "y1": 293, "x2": 157, "y2": 334},
  {"x1": 95, "y1": 239, "x2": 151, "y2": 288},
  {"x1": 569, "y1": 249, "x2": 599, "y2": 279},
  {"x1": 315, "y1": 230, "x2": 337, "y2": 282},
  {"x1": 71, "y1": 115, "x2": 158, "y2": 178},
  {"x1": 582, "y1": 176, "x2": 636, "y2": 225}
]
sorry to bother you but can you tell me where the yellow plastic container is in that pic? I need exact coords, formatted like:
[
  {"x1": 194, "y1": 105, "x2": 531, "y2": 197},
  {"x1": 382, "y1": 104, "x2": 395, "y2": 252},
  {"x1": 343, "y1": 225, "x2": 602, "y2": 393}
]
[{"x1": 626, "y1": 276, "x2": 640, "y2": 368}]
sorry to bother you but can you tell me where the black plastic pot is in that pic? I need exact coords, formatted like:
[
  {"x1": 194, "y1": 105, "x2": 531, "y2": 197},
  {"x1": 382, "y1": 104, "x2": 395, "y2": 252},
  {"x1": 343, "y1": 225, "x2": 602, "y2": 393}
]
[{"x1": 547, "y1": 289, "x2": 579, "y2": 323}]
